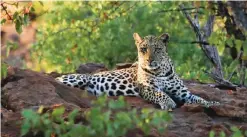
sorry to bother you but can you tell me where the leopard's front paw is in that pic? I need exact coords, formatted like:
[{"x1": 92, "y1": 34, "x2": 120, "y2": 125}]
[{"x1": 159, "y1": 99, "x2": 177, "y2": 110}]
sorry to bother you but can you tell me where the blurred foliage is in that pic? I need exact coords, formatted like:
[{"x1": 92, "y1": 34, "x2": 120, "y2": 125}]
[
  {"x1": 0, "y1": 2, "x2": 35, "y2": 33},
  {"x1": 1, "y1": 63, "x2": 8, "y2": 79},
  {"x1": 209, "y1": 126, "x2": 247, "y2": 137},
  {"x1": 21, "y1": 96, "x2": 172, "y2": 137},
  {"x1": 31, "y1": 1, "x2": 211, "y2": 79},
  {"x1": 1, "y1": 1, "x2": 246, "y2": 84},
  {"x1": 1, "y1": 1, "x2": 34, "y2": 79}
]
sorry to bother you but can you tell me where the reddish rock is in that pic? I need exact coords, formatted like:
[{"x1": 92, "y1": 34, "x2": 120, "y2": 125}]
[
  {"x1": 1, "y1": 66, "x2": 247, "y2": 137},
  {"x1": 76, "y1": 63, "x2": 108, "y2": 74},
  {"x1": 1, "y1": 108, "x2": 21, "y2": 137},
  {"x1": 1, "y1": 67, "x2": 93, "y2": 112},
  {"x1": 187, "y1": 84, "x2": 247, "y2": 120},
  {"x1": 125, "y1": 128, "x2": 145, "y2": 137},
  {"x1": 181, "y1": 104, "x2": 204, "y2": 112},
  {"x1": 116, "y1": 62, "x2": 137, "y2": 70}
]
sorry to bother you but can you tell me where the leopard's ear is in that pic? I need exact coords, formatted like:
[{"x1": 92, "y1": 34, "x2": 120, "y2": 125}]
[
  {"x1": 133, "y1": 33, "x2": 142, "y2": 44},
  {"x1": 159, "y1": 33, "x2": 169, "y2": 43}
]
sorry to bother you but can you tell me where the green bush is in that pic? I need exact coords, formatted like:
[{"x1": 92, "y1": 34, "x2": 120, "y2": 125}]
[
  {"x1": 31, "y1": 2, "x2": 209, "y2": 76},
  {"x1": 2, "y1": 1, "x2": 246, "y2": 84},
  {"x1": 209, "y1": 126, "x2": 247, "y2": 137},
  {"x1": 21, "y1": 96, "x2": 172, "y2": 137}
]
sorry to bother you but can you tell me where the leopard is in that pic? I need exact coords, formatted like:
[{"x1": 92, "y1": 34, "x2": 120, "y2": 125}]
[{"x1": 55, "y1": 32, "x2": 220, "y2": 110}]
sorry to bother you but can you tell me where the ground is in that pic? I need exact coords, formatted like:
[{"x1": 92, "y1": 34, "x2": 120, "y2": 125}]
[{"x1": 1, "y1": 63, "x2": 247, "y2": 137}]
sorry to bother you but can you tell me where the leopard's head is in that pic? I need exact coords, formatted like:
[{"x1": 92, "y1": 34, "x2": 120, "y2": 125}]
[{"x1": 133, "y1": 33, "x2": 169, "y2": 74}]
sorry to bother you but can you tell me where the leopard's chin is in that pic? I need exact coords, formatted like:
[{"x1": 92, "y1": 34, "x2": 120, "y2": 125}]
[
  {"x1": 146, "y1": 65, "x2": 160, "y2": 71},
  {"x1": 141, "y1": 65, "x2": 161, "y2": 74}
]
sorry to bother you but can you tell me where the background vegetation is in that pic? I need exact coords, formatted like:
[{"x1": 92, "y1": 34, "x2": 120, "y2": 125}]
[{"x1": 1, "y1": 1, "x2": 246, "y2": 85}]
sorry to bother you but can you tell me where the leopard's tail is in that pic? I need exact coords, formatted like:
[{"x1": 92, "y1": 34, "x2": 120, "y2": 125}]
[{"x1": 55, "y1": 74, "x2": 89, "y2": 89}]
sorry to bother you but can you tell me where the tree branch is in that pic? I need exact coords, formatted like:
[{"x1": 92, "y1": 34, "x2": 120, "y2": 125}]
[
  {"x1": 204, "y1": 70, "x2": 237, "y2": 89},
  {"x1": 227, "y1": 1, "x2": 247, "y2": 31},
  {"x1": 158, "y1": 6, "x2": 205, "y2": 13},
  {"x1": 179, "y1": 4, "x2": 236, "y2": 88},
  {"x1": 1, "y1": 3, "x2": 13, "y2": 20},
  {"x1": 240, "y1": 60, "x2": 246, "y2": 86}
]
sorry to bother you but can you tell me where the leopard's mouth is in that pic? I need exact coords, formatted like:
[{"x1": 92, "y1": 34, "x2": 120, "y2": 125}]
[
  {"x1": 146, "y1": 64, "x2": 160, "y2": 71},
  {"x1": 141, "y1": 65, "x2": 161, "y2": 74}
]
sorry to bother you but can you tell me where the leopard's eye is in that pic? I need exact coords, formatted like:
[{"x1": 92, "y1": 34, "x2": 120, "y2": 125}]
[{"x1": 140, "y1": 47, "x2": 147, "y2": 53}]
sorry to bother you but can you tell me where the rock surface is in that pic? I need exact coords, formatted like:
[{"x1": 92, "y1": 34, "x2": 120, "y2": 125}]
[
  {"x1": 76, "y1": 63, "x2": 108, "y2": 74},
  {"x1": 1, "y1": 65, "x2": 247, "y2": 137}
]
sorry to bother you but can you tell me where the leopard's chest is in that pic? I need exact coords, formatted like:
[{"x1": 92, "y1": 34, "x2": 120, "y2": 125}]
[{"x1": 138, "y1": 73, "x2": 168, "y2": 91}]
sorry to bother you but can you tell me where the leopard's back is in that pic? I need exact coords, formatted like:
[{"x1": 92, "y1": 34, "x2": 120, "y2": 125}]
[
  {"x1": 56, "y1": 67, "x2": 140, "y2": 96},
  {"x1": 87, "y1": 67, "x2": 139, "y2": 96}
]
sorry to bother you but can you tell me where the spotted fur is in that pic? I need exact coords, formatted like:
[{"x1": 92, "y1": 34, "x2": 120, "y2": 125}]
[
  {"x1": 56, "y1": 68, "x2": 139, "y2": 96},
  {"x1": 56, "y1": 33, "x2": 220, "y2": 110}
]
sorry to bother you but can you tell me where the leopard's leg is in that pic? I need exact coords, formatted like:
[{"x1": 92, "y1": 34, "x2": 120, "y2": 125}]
[
  {"x1": 182, "y1": 92, "x2": 220, "y2": 107},
  {"x1": 164, "y1": 87, "x2": 220, "y2": 108},
  {"x1": 139, "y1": 84, "x2": 176, "y2": 110},
  {"x1": 55, "y1": 74, "x2": 89, "y2": 90},
  {"x1": 164, "y1": 75, "x2": 220, "y2": 108}
]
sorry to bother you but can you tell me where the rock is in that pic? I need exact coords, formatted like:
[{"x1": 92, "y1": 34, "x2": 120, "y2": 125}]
[
  {"x1": 181, "y1": 104, "x2": 204, "y2": 112},
  {"x1": 1, "y1": 66, "x2": 247, "y2": 137},
  {"x1": 165, "y1": 83, "x2": 247, "y2": 137},
  {"x1": 125, "y1": 128, "x2": 145, "y2": 137},
  {"x1": 47, "y1": 71, "x2": 61, "y2": 78},
  {"x1": 116, "y1": 62, "x2": 137, "y2": 70},
  {"x1": 1, "y1": 108, "x2": 21, "y2": 137},
  {"x1": 76, "y1": 63, "x2": 108, "y2": 74},
  {"x1": 1, "y1": 67, "x2": 93, "y2": 112},
  {"x1": 187, "y1": 84, "x2": 247, "y2": 120}
]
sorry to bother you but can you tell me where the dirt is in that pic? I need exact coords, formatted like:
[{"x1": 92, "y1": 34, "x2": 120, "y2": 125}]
[{"x1": 1, "y1": 64, "x2": 247, "y2": 137}]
